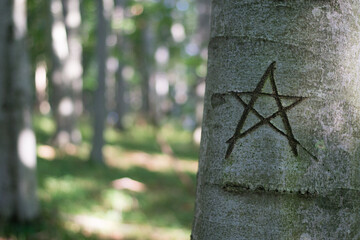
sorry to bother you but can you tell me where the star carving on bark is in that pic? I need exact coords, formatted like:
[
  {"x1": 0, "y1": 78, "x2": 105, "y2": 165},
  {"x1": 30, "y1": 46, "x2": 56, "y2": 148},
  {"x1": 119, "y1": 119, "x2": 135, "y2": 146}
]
[{"x1": 225, "y1": 61, "x2": 317, "y2": 160}]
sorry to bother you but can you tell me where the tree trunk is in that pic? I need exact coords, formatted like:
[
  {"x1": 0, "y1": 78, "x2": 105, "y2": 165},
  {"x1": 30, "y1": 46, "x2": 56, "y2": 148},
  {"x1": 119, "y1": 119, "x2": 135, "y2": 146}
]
[
  {"x1": 193, "y1": 0, "x2": 211, "y2": 127},
  {"x1": 63, "y1": 0, "x2": 83, "y2": 139},
  {"x1": 90, "y1": 0, "x2": 110, "y2": 163},
  {"x1": 0, "y1": 0, "x2": 38, "y2": 221},
  {"x1": 192, "y1": 1, "x2": 360, "y2": 239},
  {"x1": 114, "y1": 0, "x2": 127, "y2": 130},
  {"x1": 115, "y1": 64, "x2": 127, "y2": 129},
  {"x1": 50, "y1": 0, "x2": 82, "y2": 147},
  {"x1": 135, "y1": 19, "x2": 157, "y2": 125}
]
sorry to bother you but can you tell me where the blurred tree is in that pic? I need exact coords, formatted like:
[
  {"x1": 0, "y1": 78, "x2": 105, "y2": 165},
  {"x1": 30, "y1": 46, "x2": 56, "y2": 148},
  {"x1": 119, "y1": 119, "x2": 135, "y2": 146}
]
[
  {"x1": 192, "y1": 0, "x2": 210, "y2": 127},
  {"x1": 134, "y1": 16, "x2": 157, "y2": 125},
  {"x1": 115, "y1": 63, "x2": 127, "y2": 129},
  {"x1": 90, "y1": 0, "x2": 111, "y2": 164},
  {"x1": 113, "y1": 0, "x2": 128, "y2": 130},
  {"x1": 0, "y1": 0, "x2": 38, "y2": 221},
  {"x1": 49, "y1": 0, "x2": 83, "y2": 148},
  {"x1": 27, "y1": 0, "x2": 50, "y2": 64},
  {"x1": 28, "y1": 0, "x2": 52, "y2": 115}
]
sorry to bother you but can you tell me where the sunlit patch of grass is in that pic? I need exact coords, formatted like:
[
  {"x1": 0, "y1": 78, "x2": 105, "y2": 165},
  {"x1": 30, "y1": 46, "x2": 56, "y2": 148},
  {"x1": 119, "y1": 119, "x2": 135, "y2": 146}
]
[
  {"x1": 114, "y1": 223, "x2": 191, "y2": 240},
  {"x1": 102, "y1": 189, "x2": 135, "y2": 212},
  {"x1": 40, "y1": 175, "x2": 102, "y2": 214},
  {"x1": 63, "y1": 217, "x2": 191, "y2": 240},
  {"x1": 37, "y1": 145, "x2": 56, "y2": 160},
  {"x1": 105, "y1": 146, "x2": 198, "y2": 174}
]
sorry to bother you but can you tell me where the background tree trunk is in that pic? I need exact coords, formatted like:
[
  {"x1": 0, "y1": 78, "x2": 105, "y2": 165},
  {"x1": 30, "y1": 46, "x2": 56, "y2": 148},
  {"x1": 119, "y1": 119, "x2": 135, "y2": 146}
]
[
  {"x1": 50, "y1": 0, "x2": 82, "y2": 147},
  {"x1": 0, "y1": 0, "x2": 38, "y2": 221},
  {"x1": 90, "y1": 0, "x2": 110, "y2": 163},
  {"x1": 192, "y1": 1, "x2": 360, "y2": 239},
  {"x1": 193, "y1": 0, "x2": 210, "y2": 128},
  {"x1": 135, "y1": 19, "x2": 157, "y2": 125},
  {"x1": 115, "y1": 65, "x2": 127, "y2": 129},
  {"x1": 63, "y1": 0, "x2": 83, "y2": 140}
]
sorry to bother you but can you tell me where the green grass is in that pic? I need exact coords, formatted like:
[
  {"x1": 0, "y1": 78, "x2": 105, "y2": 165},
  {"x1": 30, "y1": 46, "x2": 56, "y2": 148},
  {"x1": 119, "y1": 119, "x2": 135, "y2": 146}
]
[
  {"x1": 0, "y1": 115, "x2": 199, "y2": 240},
  {"x1": 105, "y1": 123, "x2": 199, "y2": 160}
]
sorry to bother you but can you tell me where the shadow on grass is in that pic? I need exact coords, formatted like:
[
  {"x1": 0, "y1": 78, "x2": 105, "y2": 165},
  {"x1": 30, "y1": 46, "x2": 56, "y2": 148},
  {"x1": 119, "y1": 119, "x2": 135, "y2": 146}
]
[{"x1": 0, "y1": 212, "x2": 100, "y2": 240}]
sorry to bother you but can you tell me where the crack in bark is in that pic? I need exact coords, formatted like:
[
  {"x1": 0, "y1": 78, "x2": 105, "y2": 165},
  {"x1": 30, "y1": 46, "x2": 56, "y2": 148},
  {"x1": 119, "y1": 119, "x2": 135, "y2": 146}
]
[{"x1": 223, "y1": 182, "x2": 318, "y2": 197}]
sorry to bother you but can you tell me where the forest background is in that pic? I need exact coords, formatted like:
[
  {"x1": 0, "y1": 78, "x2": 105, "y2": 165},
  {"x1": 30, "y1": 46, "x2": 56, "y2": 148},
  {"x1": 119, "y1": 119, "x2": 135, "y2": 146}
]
[{"x1": 0, "y1": 0, "x2": 210, "y2": 239}]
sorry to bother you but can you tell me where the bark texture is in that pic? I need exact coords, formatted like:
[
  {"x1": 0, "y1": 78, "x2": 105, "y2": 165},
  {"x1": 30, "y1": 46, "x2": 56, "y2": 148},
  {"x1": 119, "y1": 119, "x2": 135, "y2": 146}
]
[
  {"x1": 192, "y1": 0, "x2": 360, "y2": 239},
  {"x1": 0, "y1": 0, "x2": 38, "y2": 221}
]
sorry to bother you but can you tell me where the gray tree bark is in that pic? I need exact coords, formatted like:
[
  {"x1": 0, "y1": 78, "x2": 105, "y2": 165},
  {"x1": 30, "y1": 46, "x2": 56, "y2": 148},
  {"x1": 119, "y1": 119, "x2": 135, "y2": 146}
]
[
  {"x1": 192, "y1": 1, "x2": 360, "y2": 239},
  {"x1": 90, "y1": 0, "x2": 110, "y2": 163},
  {"x1": 0, "y1": 0, "x2": 38, "y2": 221},
  {"x1": 50, "y1": 0, "x2": 82, "y2": 147}
]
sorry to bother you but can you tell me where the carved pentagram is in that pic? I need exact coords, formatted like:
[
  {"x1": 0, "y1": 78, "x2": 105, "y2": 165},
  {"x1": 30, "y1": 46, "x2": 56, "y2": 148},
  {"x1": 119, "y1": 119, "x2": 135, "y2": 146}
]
[{"x1": 225, "y1": 61, "x2": 316, "y2": 160}]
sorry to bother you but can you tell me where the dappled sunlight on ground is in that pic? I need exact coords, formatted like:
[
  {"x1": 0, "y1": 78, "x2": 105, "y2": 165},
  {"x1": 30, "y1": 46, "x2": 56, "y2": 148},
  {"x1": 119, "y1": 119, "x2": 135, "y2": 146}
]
[
  {"x1": 37, "y1": 143, "x2": 91, "y2": 161},
  {"x1": 64, "y1": 214, "x2": 191, "y2": 240},
  {"x1": 105, "y1": 146, "x2": 198, "y2": 174},
  {"x1": 112, "y1": 178, "x2": 147, "y2": 192},
  {"x1": 1, "y1": 116, "x2": 198, "y2": 240},
  {"x1": 34, "y1": 149, "x2": 196, "y2": 239},
  {"x1": 37, "y1": 145, "x2": 56, "y2": 160}
]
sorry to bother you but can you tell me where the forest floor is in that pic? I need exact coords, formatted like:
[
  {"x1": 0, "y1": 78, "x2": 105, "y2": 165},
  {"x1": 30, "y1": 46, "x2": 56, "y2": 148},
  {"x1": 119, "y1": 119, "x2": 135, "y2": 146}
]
[{"x1": 0, "y1": 115, "x2": 199, "y2": 240}]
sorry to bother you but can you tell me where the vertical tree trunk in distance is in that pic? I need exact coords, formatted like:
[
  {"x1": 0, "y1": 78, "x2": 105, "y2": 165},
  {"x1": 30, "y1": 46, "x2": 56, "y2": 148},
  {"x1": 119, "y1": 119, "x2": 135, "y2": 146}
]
[
  {"x1": 192, "y1": 1, "x2": 360, "y2": 239},
  {"x1": 90, "y1": 0, "x2": 109, "y2": 164},
  {"x1": 63, "y1": 0, "x2": 83, "y2": 140},
  {"x1": 193, "y1": 0, "x2": 211, "y2": 127},
  {"x1": 105, "y1": 2, "x2": 116, "y2": 118},
  {"x1": 114, "y1": 0, "x2": 127, "y2": 130},
  {"x1": 135, "y1": 19, "x2": 157, "y2": 125},
  {"x1": 191, "y1": 0, "x2": 211, "y2": 145},
  {"x1": 50, "y1": 0, "x2": 82, "y2": 147},
  {"x1": 115, "y1": 65, "x2": 127, "y2": 129},
  {"x1": 0, "y1": 0, "x2": 38, "y2": 221}
]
